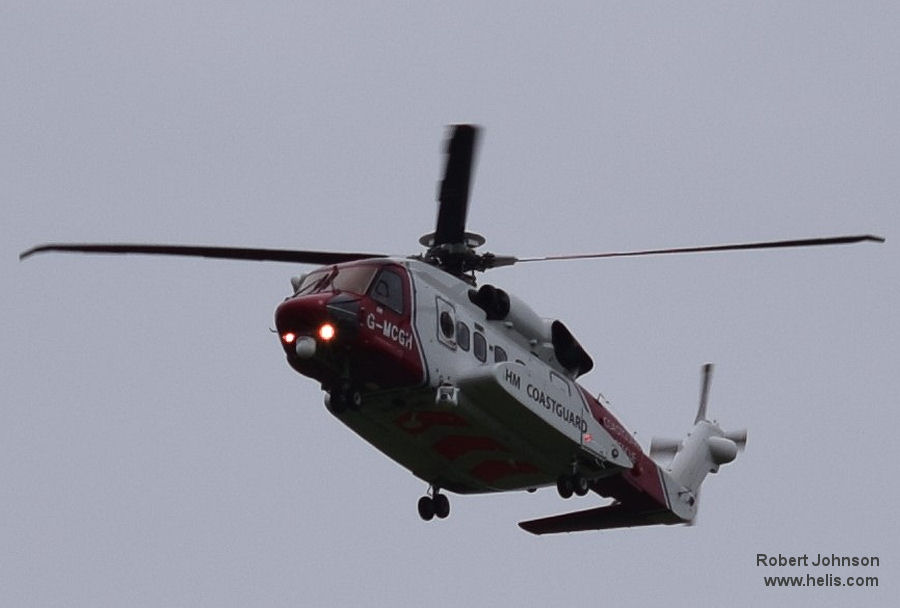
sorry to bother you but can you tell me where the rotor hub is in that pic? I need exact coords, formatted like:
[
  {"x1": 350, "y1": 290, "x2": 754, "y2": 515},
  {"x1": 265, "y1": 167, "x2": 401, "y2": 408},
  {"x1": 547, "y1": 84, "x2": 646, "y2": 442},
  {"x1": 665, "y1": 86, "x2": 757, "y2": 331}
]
[{"x1": 418, "y1": 231, "x2": 485, "y2": 249}]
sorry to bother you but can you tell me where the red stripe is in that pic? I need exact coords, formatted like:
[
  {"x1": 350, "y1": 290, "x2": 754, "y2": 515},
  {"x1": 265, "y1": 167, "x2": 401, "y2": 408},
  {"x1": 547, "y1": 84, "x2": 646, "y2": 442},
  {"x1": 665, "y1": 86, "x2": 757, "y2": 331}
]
[
  {"x1": 394, "y1": 411, "x2": 470, "y2": 435},
  {"x1": 578, "y1": 386, "x2": 668, "y2": 509},
  {"x1": 470, "y1": 460, "x2": 539, "y2": 484},
  {"x1": 433, "y1": 435, "x2": 507, "y2": 461}
]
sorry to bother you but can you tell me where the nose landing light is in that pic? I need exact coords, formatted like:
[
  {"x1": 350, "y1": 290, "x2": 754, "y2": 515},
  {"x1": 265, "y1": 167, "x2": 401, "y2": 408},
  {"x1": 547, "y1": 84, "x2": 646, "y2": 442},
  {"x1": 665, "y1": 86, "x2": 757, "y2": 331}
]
[{"x1": 318, "y1": 323, "x2": 336, "y2": 341}]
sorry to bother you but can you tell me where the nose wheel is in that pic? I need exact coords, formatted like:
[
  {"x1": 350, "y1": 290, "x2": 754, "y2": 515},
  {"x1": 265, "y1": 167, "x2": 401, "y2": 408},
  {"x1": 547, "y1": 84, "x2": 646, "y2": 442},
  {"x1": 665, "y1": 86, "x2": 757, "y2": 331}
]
[
  {"x1": 325, "y1": 383, "x2": 362, "y2": 414},
  {"x1": 417, "y1": 487, "x2": 450, "y2": 521}
]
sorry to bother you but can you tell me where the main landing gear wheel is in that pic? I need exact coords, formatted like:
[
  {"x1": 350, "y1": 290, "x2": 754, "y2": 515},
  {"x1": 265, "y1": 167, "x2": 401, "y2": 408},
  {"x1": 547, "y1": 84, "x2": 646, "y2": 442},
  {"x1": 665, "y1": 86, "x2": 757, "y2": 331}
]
[
  {"x1": 417, "y1": 496, "x2": 435, "y2": 521},
  {"x1": 434, "y1": 493, "x2": 450, "y2": 518},
  {"x1": 557, "y1": 474, "x2": 589, "y2": 499},
  {"x1": 573, "y1": 475, "x2": 590, "y2": 497},
  {"x1": 417, "y1": 488, "x2": 450, "y2": 521}
]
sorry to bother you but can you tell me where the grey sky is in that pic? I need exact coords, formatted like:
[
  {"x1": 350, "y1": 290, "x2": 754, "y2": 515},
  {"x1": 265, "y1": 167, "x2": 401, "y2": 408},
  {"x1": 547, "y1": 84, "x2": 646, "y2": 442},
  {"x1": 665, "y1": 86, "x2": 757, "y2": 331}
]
[{"x1": 3, "y1": 3, "x2": 898, "y2": 607}]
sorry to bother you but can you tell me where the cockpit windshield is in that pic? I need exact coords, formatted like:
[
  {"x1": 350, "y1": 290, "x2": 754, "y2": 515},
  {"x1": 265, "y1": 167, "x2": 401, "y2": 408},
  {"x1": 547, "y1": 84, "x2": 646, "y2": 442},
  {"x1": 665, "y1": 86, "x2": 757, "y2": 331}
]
[{"x1": 294, "y1": 265, "x2": 379, "y2": 296}]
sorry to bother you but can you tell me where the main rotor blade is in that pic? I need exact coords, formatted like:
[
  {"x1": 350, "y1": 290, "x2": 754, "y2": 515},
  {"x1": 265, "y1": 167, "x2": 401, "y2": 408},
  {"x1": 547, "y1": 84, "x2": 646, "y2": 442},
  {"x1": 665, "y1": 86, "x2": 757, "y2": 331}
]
[
  {"x1": 19, "y1": 243, "x2": 388, "y2": 265},
  {"x1": 433, "y1": 124, "x2": 479, "y2": 246},
  {"x1": 503, "y1": 234, "x2": 885, "y2": 266}
]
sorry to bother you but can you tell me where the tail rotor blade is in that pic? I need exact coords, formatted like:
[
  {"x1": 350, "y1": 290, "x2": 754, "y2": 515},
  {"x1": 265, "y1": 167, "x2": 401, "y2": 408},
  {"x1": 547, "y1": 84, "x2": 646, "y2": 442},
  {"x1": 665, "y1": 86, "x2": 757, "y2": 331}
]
[
  {"x1": 725, "y1": 428, "x2": 748, "y2": 449},
  {"x1": 650, "y1": 437, "x2": 681, "y2": 459},
  {"x1": 695, "y1": 363, "x2": 713, "y2": 424}
]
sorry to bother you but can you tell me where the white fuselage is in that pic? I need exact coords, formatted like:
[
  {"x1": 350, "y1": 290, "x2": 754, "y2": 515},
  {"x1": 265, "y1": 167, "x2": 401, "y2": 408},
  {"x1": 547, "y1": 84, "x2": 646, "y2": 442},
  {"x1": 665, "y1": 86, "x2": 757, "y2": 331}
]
[{"x1": 337, "y1": 259, "x2": 632, "y2": 493}]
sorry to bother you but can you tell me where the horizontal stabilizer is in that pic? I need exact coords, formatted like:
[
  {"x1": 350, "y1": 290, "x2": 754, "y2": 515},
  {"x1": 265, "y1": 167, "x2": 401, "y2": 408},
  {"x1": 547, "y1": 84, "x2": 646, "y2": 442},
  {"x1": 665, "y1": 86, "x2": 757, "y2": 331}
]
[{"x1": 518, "y1": 504, "x2": 682, "y2": 535}]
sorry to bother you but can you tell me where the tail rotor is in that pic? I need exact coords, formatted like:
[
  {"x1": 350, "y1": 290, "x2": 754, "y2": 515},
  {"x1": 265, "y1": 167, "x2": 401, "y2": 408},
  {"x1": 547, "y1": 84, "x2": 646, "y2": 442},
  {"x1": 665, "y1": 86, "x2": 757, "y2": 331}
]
[{"x1": 650, "y1": 364, "x2": 747, "y2": 524}]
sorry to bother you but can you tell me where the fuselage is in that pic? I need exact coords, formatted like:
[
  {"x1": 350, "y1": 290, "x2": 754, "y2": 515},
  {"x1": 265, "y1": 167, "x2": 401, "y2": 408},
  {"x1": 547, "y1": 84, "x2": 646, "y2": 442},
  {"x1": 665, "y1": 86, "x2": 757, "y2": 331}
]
[{"x1": 274, "y1": 257, "x2": 693, "y2": 521}]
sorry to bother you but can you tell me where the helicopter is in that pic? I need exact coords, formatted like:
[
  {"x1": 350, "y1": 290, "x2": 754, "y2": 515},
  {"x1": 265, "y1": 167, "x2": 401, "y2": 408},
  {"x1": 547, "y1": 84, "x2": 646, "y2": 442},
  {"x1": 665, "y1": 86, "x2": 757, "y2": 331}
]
[{"x1": 20, "y1": 124, "x2": 884, "y2": 534}]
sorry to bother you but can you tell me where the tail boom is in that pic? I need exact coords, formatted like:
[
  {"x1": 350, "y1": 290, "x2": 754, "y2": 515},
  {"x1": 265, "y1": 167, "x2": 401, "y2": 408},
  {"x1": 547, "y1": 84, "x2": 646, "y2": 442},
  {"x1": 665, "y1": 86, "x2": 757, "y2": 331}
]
[
  {"x1": 518, "y1": 390, "x2": 698, "y2": 534},
  {"x1": 518, "y1": 366, "x2": 745, "y2": 534}
]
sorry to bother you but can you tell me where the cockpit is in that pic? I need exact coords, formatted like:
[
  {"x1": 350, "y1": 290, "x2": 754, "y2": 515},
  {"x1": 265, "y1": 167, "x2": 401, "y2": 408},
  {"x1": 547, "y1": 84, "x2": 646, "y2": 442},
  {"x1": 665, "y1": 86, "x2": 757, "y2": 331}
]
[
  {"x1": 293, "y1": 265, "x2": 379, "y2": 297},
  {"x1": 277, "y1": 261, "x2": 418, "y2": 391},
  {"x1": 292, "y1": 263, "x2": 407, "y2": 314}
]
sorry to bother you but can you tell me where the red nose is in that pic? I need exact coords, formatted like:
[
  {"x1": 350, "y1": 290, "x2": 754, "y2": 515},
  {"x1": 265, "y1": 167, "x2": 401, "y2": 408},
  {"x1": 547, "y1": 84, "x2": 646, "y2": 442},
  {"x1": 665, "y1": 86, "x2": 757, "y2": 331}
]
[{"x1": 274, "y1": 293, "x2": 331, "y2": 339}]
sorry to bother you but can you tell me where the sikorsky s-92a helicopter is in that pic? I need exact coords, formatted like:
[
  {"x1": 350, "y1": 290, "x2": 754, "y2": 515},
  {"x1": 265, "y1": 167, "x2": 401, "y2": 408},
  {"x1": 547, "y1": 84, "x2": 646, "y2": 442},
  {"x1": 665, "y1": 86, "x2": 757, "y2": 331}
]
[{"x1": 21, "y1": 125, "x2": 884, "y2": 534}]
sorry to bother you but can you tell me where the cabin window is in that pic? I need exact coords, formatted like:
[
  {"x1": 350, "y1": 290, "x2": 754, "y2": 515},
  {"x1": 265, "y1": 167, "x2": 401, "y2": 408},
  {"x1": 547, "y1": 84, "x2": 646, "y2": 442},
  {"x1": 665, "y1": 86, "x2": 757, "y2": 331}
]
[
  {"x1": 435, "y1": 297, "x2": 456, "y2": 349},
  {"x1": 494, "y1": 345, "x2": 507, "y2": 363},
  {"x1": 369, "y1": 268, "x2": 404, "y2": 313},
  {"x1": 473, "y1": 332, "x2": 487, "y2": 362},
  {"x1": 440, "y1": 311, "x2": 455, "y2": 339},
  {"x1": 456, "y1": 321, "x2": 470, "y2": 351}
]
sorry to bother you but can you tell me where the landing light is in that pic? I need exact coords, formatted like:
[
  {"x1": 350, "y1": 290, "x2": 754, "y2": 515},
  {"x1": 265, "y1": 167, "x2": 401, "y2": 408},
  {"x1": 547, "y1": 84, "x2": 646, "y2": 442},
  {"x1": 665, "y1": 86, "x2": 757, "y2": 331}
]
[
  {"x1": 281, "y1": 332, "x2": 297, "y2": 345},
  {"x1": 318, "y1": 323, "x2": 336, "y2": 341}
]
